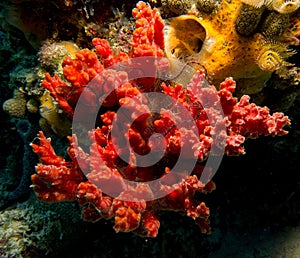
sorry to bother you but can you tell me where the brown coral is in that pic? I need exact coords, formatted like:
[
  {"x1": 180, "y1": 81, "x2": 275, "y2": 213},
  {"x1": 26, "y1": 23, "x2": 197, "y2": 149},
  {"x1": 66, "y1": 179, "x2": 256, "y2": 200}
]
[
  {"x1": 195, "y1": 0, "x2": 219, "y2": 14},
  {"x1": 260, "y1": 12, "x2": 290, "y2": 38},
  {"x1": 3, "y1": 89, "x2": 27, "y2": 118},
  {"x1": 161, "y1": 0, "x2": 192, "y2": 15},
  {"x1": 235, "y1": 4, "x2": 265, "y2": 36}
]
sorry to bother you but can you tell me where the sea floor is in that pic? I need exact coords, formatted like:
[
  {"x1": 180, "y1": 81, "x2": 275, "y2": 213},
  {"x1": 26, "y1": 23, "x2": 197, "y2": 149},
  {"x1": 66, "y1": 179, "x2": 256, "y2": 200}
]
[{"x1": 209, "y1": 225, "x2": 300, "y2": 257}]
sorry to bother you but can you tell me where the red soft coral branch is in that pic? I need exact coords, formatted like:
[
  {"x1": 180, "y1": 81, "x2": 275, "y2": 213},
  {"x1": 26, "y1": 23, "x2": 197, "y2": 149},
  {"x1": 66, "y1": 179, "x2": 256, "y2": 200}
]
[
  {"x1": 130, "y1": 1, "x2": 166, "y2": 90},
  {"x1": 31, "y1": 131, "x2": 85, "y2": 202},
  {"x1": 41, "y1": 73, "x2": 74, "y2": 117},
  {"x1": 41, "y1": 49, "x2": 104, "y2": 118},
  {"x1": 31, "y1": 131, "x2": 67, "y2": 166},
  {"x1": 62, "y1": 49, "x2": 103, "y2": 87},
  {"x1": 131, "y1": 1, "x2": 164, "y2": 57},
  {"x1": 92, "y1": 38, "x2": 129, "y2": 68},
  {"x1": 217, "y1": 76, "x2": 290, "y2": 154}
]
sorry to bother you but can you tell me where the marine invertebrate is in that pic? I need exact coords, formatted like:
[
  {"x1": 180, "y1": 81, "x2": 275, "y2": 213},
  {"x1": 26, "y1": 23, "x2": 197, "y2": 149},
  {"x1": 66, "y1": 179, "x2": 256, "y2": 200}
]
[
  {"x1": 195, "y1": 0, "x2": 220, "y2": 14},
  {"x1": 30, "y1": 1, "x2": 291, "y2": 238},
  {"x1": 38, "y1": 91, "x2": 72, "y2": 136},
  {"x1": 260, "y1": 12, "x2": 290, "y2": 38},
  {"x1": 3, "y1": 89, "x2": 27, "y2": 118},
  {"x1": 31, "y1": 70, "x2": 290, "y2": 237},
  {"x1": 41, "y1": 49, "x2": 104, "y2": 118},
  {"x1": 84, "y1": 9, "x2": 135, "y2": 54},
  {"x1": 31, "y1": 131, "x2": 85, "y2": 202},
  {"x1": 235, "y1": 4, "x2": 265, "y2": 36},
  {"x1": 256, "y1": 41, "x2": 294, "y2": 72},
  {"x1": 161, "y1": 0, "x2": 192, "y2": 15},
  {"x1": 241, "y1": 0, "x2": 300, "y2": 14},
  {"x1": 131, "y1": 1, "x2": 164, "y2": 58},
  {"x1": 41, "y1": 1, "x2": 165, "y2": 115},
  {"x1": 38, "y1": 40, "x2": 80, "y2": 73},
  {"x1": 272, "y1": 0, "x2": 300, "y2": 14},
  {"x1": 164, "y1": 0, "x2": 300, "y2": 95},
  {"x1": 26, "y1": 98, "x2": 39, "y2": 114}
]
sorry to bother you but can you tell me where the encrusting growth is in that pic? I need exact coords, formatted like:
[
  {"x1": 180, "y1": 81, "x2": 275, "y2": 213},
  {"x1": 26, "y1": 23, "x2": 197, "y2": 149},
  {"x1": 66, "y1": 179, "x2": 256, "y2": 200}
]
[{"x1": 164, "y1": 0, "x2": 300, "y2": 95}]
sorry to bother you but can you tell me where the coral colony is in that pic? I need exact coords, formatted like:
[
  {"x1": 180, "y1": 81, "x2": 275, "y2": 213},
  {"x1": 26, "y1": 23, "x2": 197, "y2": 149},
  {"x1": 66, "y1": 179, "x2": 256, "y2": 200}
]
[
  {"x1": 164, "y1": 0, "x2": 300, "y2": 95},
  {"x1": 29, "y1": 1, "x2": 294, "y2": 237}
]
